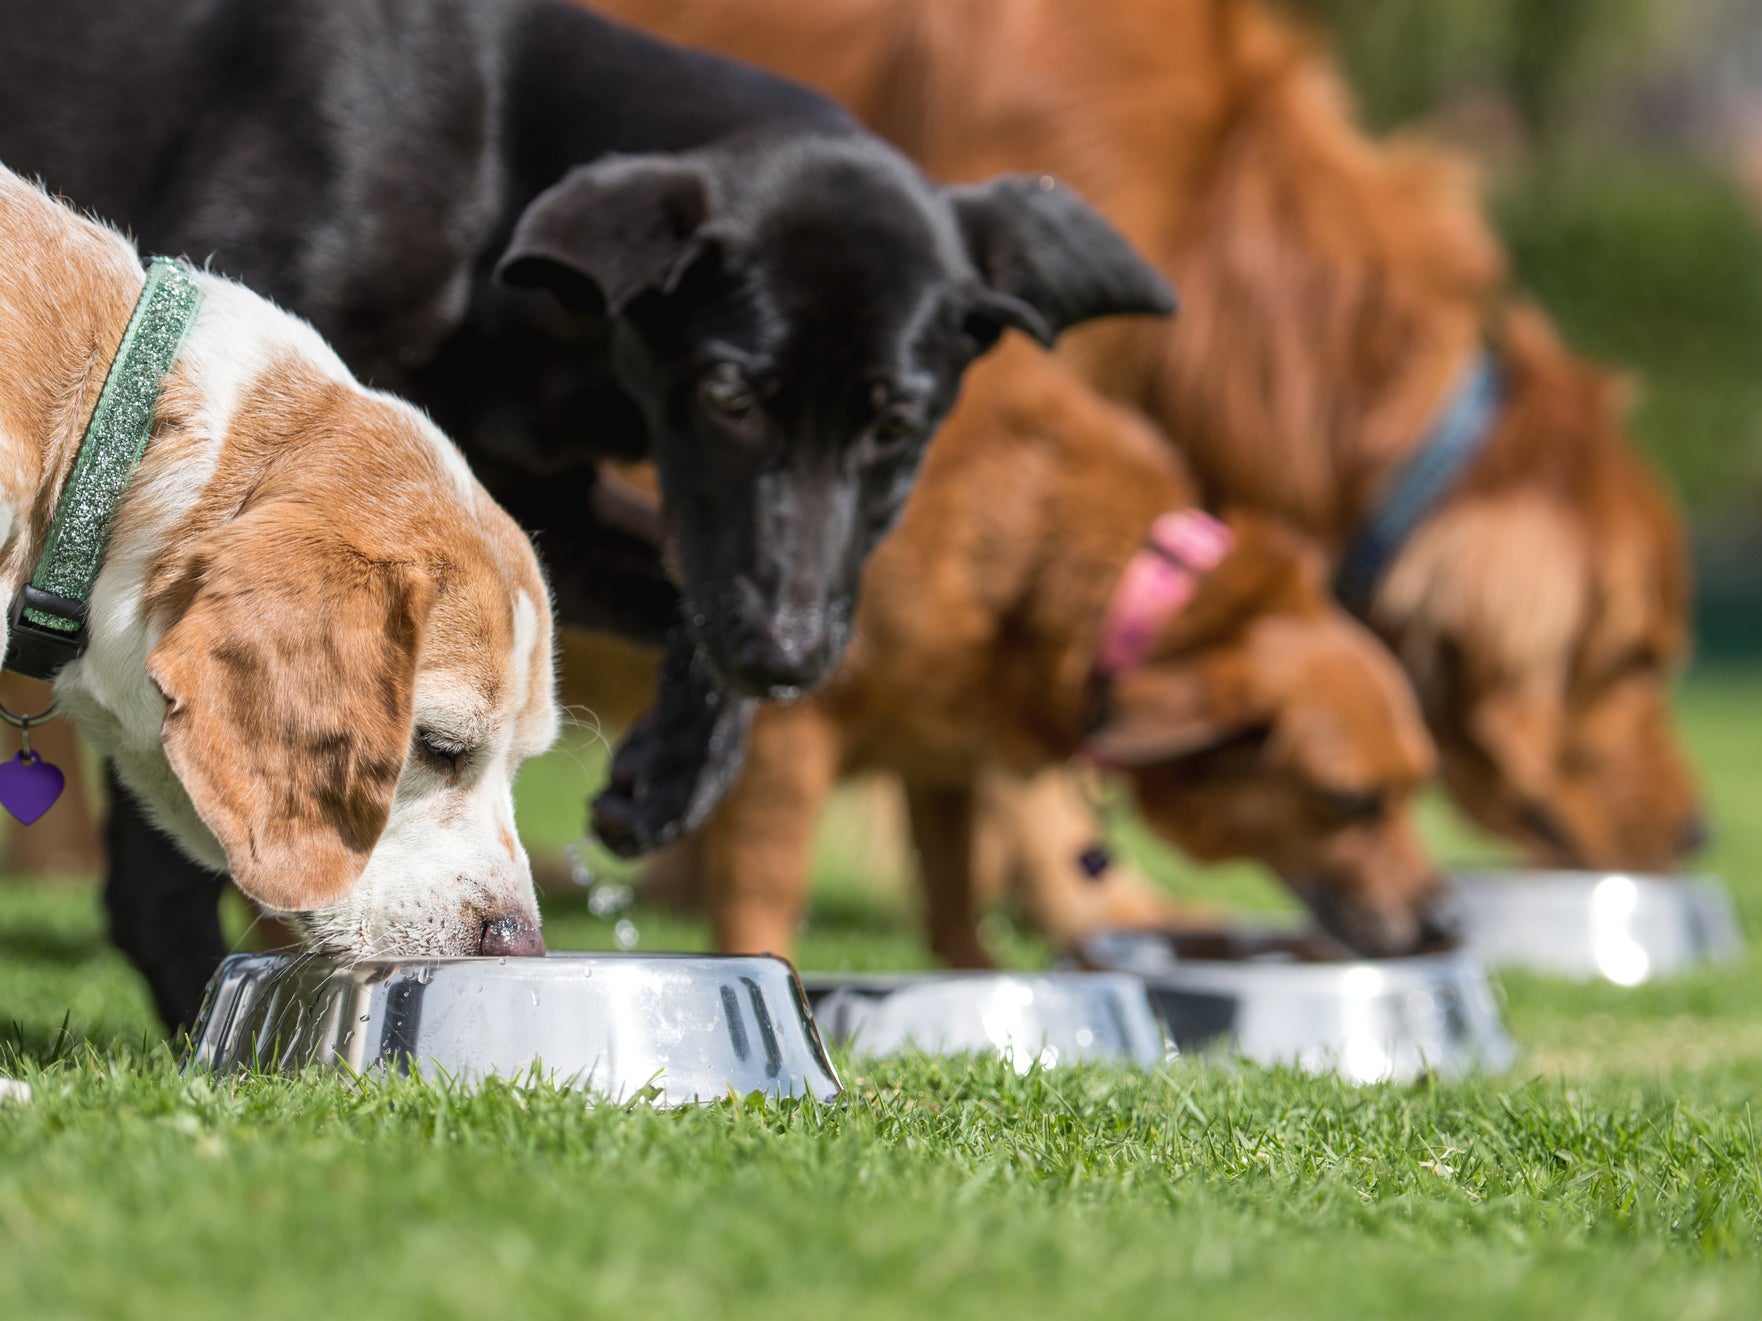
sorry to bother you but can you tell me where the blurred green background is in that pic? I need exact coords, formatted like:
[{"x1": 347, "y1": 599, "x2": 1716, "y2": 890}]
[{"x1": 1291, "y1": 0, "x2": 1762, "y2": 658}]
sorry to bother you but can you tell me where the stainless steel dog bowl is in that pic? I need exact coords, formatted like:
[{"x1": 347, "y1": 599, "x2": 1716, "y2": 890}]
[
  {"x1": 798, "y1": 972, "x2": 1171, "y2": 1071},
  {"x1": 1446, "y1": 870, "x2": 1745, "y2": 984},
  {"x1": 1074, "y1": 928, "x2": 1515, "y2": 1083},
  {"x1": 187, "y1": 952, "x2": 841, "y2": 1106}
]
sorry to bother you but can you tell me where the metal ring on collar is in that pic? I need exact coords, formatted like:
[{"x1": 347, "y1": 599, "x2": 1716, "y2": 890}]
[{"x1": 0, "y1": 696, "x2": 57, "y2": 728}]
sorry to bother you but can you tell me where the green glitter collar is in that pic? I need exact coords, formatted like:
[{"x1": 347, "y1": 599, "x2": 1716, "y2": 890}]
[{"x1": 4, "y1": 257, "x2": 203, "y2": 680}]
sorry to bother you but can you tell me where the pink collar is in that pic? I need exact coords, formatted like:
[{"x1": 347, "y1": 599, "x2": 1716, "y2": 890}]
[{"x1": 1093, "y1": 510, "x2": 1233, "y2": 676}]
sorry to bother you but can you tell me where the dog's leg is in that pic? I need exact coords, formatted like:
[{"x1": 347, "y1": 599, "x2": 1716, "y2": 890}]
[
  {"x1": 979, "y1": 769, "x2": 1202, "y2": 944},
  {"x1": 102, "y1": 771, "x2": 229, "y2": 1034},
  {"x1": 906, "y1": 782, "x2": 993, "y2": 969},
  {"x1": 591, "y1": 633, "x2": 754, "y2": 857},
  {"x1": 700, "y1": 703, "x2": 840, "y2": 959}
]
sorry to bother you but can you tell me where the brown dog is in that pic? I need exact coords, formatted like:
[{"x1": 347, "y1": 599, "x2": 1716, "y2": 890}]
[
  {"x1": 691, "y1": 342, "x2": 1439, "y2": 962},
  {"x1": 596, "y1": 0, "x2": 1703, "y2": 876},
  {"x1": 0, "y1": 164, "x2": 558, "y2": 956}
]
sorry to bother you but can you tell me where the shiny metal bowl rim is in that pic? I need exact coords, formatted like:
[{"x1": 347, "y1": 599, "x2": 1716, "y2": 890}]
[
  {"x1": 1447, "y1": 867, "x2": 1726, "y2": 889},
  {"x1": 186, "y1": 949, "x2": 842, "y2": 1104},
  {"x1": 1070, "y1": 928, "x2": 1490, "y2": 983}
]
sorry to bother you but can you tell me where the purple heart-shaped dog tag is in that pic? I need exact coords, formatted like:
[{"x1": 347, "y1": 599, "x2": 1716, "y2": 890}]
[{"x1": 0, "y1": 751, "x2": 64, "y2": 825}]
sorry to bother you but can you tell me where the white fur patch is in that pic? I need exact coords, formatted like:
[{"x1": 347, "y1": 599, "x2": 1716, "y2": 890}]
[
  {"x1": 0, "y1": 1078, "x2": 32, "y2": 1105},
  {"x1": 510, "y1": 589, "x2": 559, "y2": 757}
]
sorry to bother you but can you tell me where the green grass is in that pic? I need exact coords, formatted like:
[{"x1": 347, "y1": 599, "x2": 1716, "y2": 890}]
[
  {"x1": 4, "y1": 669, "x2": 1762, "y2": 1319},
  {"x1": 1495, "y1": 159, "x2": 1762, "y2": 517}
]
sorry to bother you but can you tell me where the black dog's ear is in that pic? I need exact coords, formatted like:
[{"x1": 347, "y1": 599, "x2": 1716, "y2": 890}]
[
  {"x1": 496, "y1": 156, "x2": 714, "y2": 315},
  {"x1": 951, "y1": 175, "x2": 1176, "y2": 346}
]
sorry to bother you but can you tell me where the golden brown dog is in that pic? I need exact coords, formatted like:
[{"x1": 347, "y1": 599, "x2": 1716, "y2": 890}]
[
  {"x1": 597, "y1": 0, "x2": 1703, "y2": 876},
  {"x1": 0, "y1": 164, "x2": 558, "y2": 956},
  {"x1": 691, "y1": 343, "x2": 1439, "y2": 963}
]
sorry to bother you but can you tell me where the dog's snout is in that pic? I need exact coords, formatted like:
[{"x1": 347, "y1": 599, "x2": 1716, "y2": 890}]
[
  {"x1": 478, "y1": 915, "x2": 546, "y2": 958},
  {"x1": 1677, "y1": 817, "x2": 1712, "y2": 860},
  {"x1": 699, "y1": 574, "x2": 848, "y2": 698},
  {"x1": 1299, "y1": 877, "x2": 1449, "y2": 960},
  {"x1": 1413, "y1": 886, "x2": 1463, "y2": 951},
  {"x1": 727, "y1": 630, "x2": 828, "y2": 698}
]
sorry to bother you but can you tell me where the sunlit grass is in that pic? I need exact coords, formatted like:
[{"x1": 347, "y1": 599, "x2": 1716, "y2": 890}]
[{"x1": 2, "y1": 668, "x2": 1759, "y2": 1319}]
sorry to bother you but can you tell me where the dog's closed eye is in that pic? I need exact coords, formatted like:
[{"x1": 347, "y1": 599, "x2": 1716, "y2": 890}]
[
  {"x1": 1317, "y1": 788, "x2": 1388, "y2": 823},
  {"x1": 415, "y1": 727, "x2": 474, "y2": 777},
  {"x1": 1602, "y1": 643, "x2": 1662, "y2": 688},
  {"x1": 1520, "y1": 801, "x2": 1575, "y2": 854}
]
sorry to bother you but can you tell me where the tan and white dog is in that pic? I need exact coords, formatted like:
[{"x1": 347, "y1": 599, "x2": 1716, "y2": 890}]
[{"x1": 0, "y1": 165, "x2": 559, "y2": 959}]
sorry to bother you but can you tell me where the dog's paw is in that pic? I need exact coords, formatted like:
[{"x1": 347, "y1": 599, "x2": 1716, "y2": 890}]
[
  {"x1": 590, "y1": 738, "x2": 687, "y2": 858},
  {"x1": 0, "y1": 1077, "x2": 32, "y2": 1105},
  {"x1": 590, "y1": 780, "x2": 679, "y2": 858},
  {"x1": 591, "y1": 689, "x2": 755, "y2": 858}
]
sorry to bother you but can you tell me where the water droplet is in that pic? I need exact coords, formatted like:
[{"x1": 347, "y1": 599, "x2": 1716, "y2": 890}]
[
  {"x1": 563, "y1": 841, "x2": 597, "y2": 890},
  {"x1": 614, "y1": 919, "x2": 639, "y2": 950},
  {"x1": 564, "y1": 837, "x2": 634, "y2": 919},
  {"x1": 588, "y1": 883, "x2": 633, "y2": 919}
]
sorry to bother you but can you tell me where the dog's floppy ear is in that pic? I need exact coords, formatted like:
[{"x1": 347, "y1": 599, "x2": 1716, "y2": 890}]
[
  {"x1": 496, "y1": 156, "x2": 715, "y2": 314},
  {"x1": 1088, "y1": 659, "x2": 1265, "y2": 767},
  {"x1": 951, "y1": 175, "x2": 1177, "y2": 346},
  {"x1": 146, "y1": 505, "x2": 435, "y2": 914}
]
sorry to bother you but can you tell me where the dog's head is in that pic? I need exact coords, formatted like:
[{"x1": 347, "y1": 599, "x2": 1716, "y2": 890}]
[
  {"x1": 496, "y1": 135, "x2": 1173, "y2": 698},
  {"x1": 125, "y1": 365, "x2": 560, "y2": 958},
  {"x1": 1087, "y1": 515, "x2": 1444, "y2": 956},
  {"x1": 1377, "y1": 313, "x2": 1702, "y2": 872}
]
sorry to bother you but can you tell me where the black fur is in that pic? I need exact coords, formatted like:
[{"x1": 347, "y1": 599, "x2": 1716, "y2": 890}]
[{"x1": 0, "y1": 0, "x2": 1172, "y2": 1027}]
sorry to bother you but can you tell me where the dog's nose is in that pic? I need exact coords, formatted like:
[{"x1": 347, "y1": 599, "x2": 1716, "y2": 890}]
[
  {"x1": 478, "y1": 915, "x2": 546, "y2": 958},
  {"x1": 1414, "y1": 887, "x2": 1463, "y2": 950},
  {"x1": 726, "y1": 633, "x2": 827, "y2": 698},
  {"x1": 1298, "y1": 877, "x2": 1449, "y2": 959},
  {"x1": 1678, "y1": 817, "x2": 1712, "y2": 859}
]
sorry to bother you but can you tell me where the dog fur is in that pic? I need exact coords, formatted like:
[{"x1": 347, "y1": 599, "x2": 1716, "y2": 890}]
[
  {"x1": 0, "y1": 166, "x2": 558, "y2": 959},
  {"x1": 598, "y1": 0, "x2": 1705, "y2": 874}
]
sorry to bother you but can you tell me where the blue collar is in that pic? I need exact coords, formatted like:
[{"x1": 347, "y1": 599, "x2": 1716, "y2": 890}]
[{"x1": 1333, "y1": 349, "x2": 1503, "y2": 616}]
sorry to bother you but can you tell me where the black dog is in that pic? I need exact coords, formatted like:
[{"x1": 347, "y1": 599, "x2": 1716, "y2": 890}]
[{"x1": 0, "y1": 0, "x2": 1172, "y2": 1028}]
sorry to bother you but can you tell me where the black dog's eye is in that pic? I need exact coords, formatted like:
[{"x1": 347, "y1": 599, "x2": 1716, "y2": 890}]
[
  {"x1": 1319, "y1": 788, "x2": 1387, "y2": 823},
  {"x1": 697, "y1": 363, "x2": 760, "y2": 423},
  {"x1": 869, "y1": 405, "x2": 922, "y2": 454},
  {"x1": 415, "y1": 728, "x2": 471, "y2": 776}
]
